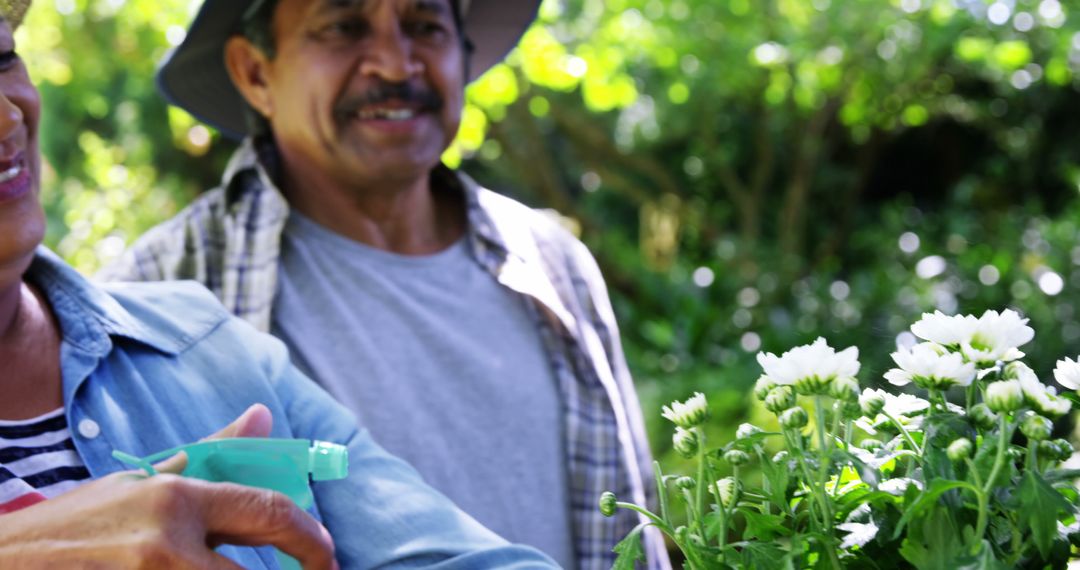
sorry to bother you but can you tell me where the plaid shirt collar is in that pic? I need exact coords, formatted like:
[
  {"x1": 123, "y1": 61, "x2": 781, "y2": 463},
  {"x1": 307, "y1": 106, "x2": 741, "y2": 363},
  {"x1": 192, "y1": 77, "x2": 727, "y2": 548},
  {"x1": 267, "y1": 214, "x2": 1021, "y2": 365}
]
[{"x1": 222, "y1": 137, "x2": 582, "y2": 332}]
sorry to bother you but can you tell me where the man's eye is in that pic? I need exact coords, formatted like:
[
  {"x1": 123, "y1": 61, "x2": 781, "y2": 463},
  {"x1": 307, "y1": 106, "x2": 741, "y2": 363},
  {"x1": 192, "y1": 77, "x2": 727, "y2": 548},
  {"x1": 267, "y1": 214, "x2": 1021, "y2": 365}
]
[
  {"x1": 323, "y1": 19, "x2": 368, "y2": 38},
  {"x1": 404, "y1": 20, "x2": 447, "y2": 38}
]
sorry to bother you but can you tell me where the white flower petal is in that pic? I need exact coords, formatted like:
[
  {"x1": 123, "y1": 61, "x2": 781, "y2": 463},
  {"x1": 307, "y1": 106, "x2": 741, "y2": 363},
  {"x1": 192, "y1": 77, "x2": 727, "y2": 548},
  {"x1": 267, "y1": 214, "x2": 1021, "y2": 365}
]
[
  {"x1": 1054, "y1": 357, "x2": 1080, "y2": 391},
  {"x1": 838, "y1": 520, "x2": 880, "y2": 550},
  {"x1": 757, "y1": 338, "x2": 861, "y2": 392}
]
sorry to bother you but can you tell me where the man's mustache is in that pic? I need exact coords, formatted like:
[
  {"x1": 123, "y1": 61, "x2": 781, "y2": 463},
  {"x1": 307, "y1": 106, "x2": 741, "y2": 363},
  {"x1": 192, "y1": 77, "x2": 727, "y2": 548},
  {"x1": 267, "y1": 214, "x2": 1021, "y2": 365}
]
[{"x1": 334, "y1": 82, "x2": 443, "y2": 119}]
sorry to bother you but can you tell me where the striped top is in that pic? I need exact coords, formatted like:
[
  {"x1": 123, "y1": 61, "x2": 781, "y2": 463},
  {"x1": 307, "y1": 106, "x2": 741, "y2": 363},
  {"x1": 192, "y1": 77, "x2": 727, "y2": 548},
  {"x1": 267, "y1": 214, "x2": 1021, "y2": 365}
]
[{"x1": 0, "y1": 409, "x2": 91, "y2": 514}]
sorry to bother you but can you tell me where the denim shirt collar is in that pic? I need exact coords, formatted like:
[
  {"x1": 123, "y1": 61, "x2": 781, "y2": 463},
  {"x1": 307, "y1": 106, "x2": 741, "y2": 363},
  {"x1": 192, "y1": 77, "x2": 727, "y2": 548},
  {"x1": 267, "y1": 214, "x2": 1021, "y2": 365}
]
[{"x1": 28, "y1": 247, "x2": 187, "y2": 357}]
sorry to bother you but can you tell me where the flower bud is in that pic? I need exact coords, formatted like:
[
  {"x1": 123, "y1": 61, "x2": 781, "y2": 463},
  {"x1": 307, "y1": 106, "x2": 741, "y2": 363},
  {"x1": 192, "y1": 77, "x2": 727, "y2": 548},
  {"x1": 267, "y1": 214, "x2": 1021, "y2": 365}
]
[
  {"x1": 753, "y1": 375, "x2": 778, "y2": 400},
  {"x1": 1053, "y1": 438, "x2": 1075, "y2": 461},
  {"x1": 764, "y1": 386, "x2": 796, "y2": 413},
  {"x1": 736, "y1": 423, "x2": 763, "y2": 440},
  {"x1": 779, "y1": 406, "x2": 809, "y2": 429},
  {"x1": 673, "y1": 427, "x2": 699, "y2": 459},
  {"x1": 1038, "y1": 439, "x2": 1060, "y2": 459},
  {"x1": 968, "y1": 403, "x2": 998, "y2": 430},
  {"x1": 662, "y1": 392, "x2": 709, "y2": 428},
  {"x1": 1020, "y1": 412, "x2": 1053, "y2": 441},
  {"x1": 859, "y1": 438, "x2": 883, "y2": 451},
  {"x1": 947, "y1": 438, "x2": 973, "y2": 462},
  {"x1": 1003, "y1": 361, "x2": 1031, "y2": 381},
  {"x1": 772, "y1": 450, "x2": 789, "y2": 463},
  {"x1": 674, "y1": 526, "x2": 689, "y2": 544},
  {"x1": 985, "y1": 380, "x2": 1024, "y2": 414},
  {"x1": 599, "y1": 491, "x2": 617, "y2": 517},
  {"x1": 829, "y1": 377, "x2": 861, "y2": 402},
  {"x1": 859, "y1": 388, "x2": 886, "y2": 417},
  {"x1": 724, "y1": 449, "x2": 750, "y2": 466},
  {"x1": 841, "y1": 400, "x2": 863, "y2": 421},
  {"x1": 715, "y1": 477, "x2": 737, "y2": 508},
  {"x1": 675, "y1": 476, "x2": 696, "y2": 491}
]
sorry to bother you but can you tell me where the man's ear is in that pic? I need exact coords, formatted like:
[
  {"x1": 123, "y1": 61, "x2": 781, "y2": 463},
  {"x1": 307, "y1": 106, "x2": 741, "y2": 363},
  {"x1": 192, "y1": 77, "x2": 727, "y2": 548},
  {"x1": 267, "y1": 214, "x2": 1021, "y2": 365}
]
[{"x1": 224, "y1": 36, "x2": 274, "y2": 119}]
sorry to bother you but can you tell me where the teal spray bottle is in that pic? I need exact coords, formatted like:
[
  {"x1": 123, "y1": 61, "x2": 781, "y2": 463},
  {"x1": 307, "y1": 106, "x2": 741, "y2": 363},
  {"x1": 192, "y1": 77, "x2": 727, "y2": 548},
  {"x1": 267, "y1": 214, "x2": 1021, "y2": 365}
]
[{"x1": 113, "y1": 438, "x2": 348, "y2": 570}]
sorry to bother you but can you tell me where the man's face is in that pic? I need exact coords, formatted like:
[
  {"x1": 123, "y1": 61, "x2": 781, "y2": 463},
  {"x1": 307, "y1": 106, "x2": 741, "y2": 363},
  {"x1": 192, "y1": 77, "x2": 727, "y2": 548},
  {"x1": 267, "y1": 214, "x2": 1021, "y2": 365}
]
[
  {"x1": 260, "y1": 0, "x2": 465, "y2": 189},
  {"x1": 0, "y1": 19, "x2": 43, "y2": 282}
]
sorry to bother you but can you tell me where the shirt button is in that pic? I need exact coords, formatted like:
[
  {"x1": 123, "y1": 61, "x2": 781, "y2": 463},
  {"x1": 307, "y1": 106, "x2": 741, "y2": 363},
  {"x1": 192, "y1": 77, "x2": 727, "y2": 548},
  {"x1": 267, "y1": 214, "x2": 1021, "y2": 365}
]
[{"x1": 77, "y1": 419, "x2": 101, "y2": 439}]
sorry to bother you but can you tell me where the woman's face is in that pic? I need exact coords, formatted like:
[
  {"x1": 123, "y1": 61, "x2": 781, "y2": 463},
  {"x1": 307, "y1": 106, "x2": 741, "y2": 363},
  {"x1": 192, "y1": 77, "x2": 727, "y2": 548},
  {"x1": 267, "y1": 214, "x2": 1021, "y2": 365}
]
[{"x1": 0, "y1": 17, "x2": 42, "y2": 285}]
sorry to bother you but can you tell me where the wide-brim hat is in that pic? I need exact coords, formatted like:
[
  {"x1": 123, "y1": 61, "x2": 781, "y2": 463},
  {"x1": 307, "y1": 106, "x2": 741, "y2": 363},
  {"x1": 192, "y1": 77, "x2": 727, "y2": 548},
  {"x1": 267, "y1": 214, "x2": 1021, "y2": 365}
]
[
  {"x1": 1, "y1": 0, "x2": 32, "y2": 28},
  {"x1": 158, "y1": 0, "x2": 541, "y2": 140}
]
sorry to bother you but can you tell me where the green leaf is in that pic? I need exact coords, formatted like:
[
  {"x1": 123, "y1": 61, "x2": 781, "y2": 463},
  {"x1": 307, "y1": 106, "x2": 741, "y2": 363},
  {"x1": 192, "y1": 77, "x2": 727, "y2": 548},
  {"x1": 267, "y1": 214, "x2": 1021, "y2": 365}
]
[
  {"x1": 953, "y1": 540, "x2": 1009, "y2": 570},
  {"x1": 612, "y1": 523, "x2": 647, "y2": 570},
  {"x1": 727, "y1": 430, "x2": 779, "y2": 451},
  {"x1": 1016, "y1": 470, "x2": 1074, "y2": 559},
  {"x1": 1042, "y1": 468, "x2": 1080, "y2": 483},
  {"x1": 893, "y1": 479, "x2": 978, "y2": 539},
  {"x1": 759, "y1": 452, "x2": 792, "y2": 509},
  {"x1": 730, "y1": 540, "x2": 787, "y2": 568},
  {"x1": 836, "y1": 449, "x2": 879, "y2": 488},
  {"x1": 899, "y1": 506, "x2": 964, "y2": 570},
  {"x1": 736, "y1": 507, "x2": 791, "y2": 541}
]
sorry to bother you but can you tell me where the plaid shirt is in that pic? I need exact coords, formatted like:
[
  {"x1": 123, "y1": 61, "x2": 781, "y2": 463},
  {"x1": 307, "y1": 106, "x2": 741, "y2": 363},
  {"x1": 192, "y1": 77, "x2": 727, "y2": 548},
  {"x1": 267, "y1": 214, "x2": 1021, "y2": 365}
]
[{"x1": 100, "y1": 138, "x2": 670, "y2": 570}]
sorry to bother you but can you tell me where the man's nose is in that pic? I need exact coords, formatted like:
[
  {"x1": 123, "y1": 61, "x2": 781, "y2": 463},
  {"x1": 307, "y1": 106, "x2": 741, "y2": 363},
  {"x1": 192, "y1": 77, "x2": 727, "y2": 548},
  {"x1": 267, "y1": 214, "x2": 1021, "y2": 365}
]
[
  {"x1": 0, "y1": 91, "x2": 23, "y2": 143},
  {"x1": 358, "y1": 26, "x2": 424, "y2": 82}
]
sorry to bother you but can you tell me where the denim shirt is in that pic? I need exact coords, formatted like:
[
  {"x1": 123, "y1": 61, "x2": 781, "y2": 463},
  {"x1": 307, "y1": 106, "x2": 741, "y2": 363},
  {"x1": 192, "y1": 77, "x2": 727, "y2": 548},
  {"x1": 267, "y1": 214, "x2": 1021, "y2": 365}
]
[{"x1": 26, "y1": 247, "x2": 556, "y2": 569}]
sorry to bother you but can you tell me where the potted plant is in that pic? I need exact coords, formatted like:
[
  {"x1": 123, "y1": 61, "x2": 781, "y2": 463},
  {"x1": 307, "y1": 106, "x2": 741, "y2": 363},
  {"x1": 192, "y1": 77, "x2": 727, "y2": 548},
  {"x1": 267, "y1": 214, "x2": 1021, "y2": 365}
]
[{"x1": 602, "y1": 309, "x2": 1080, "y2": 568}]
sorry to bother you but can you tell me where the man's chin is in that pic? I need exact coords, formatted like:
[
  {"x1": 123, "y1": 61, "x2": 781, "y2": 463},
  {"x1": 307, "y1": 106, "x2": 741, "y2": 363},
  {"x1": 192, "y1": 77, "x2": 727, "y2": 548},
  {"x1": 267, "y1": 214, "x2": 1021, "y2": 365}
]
[{"x1": 340, "y1": 147, "x2": 446, "y2": 179}]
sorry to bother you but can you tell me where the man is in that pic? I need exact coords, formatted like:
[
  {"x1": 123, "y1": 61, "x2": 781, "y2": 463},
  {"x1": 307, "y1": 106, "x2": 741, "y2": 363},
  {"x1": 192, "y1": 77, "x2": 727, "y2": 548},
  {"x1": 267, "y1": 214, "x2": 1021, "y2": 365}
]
[
  {"x1": 0, "y1": 3, "x2": 558, "y2": 568},
  {"x1": 103, "y1": 1, "x2": 667, "y2": 567}
]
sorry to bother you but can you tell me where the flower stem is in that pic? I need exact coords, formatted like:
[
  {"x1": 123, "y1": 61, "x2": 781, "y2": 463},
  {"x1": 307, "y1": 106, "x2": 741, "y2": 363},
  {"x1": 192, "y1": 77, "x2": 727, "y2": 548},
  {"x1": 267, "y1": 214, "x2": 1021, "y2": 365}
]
[
  {"x1": 982, "y1": 415, "x2": 1011, "y2": 495},
  {"x1": 694, "y1": 427, "x2": 708, "y2": 545},
  {"x1": 719, "y1": 465, "x2": 739, "y2": 552},
  {"x1": 964, "y1": 458, "x2": 988, "y2": 555},
  {"x1": 974, "y1": 415, "x2": 1012, "y2": 543},
  {"x1": 882, "y1": 410, "x2": 922, "y2": 456},
  {"x1": 653, "y1": 460, "x2": 670, "y2": 525},
  {"x1": 612, "y1": 501, "x2": 670, "y2": 531},
  {"x1": 813, "y1": 397, "x2": 842, "y2": 570},
  {"x1": 814, "y1": 397, "x2": 834, "y2": 498},
  {"x1": 785, "y1": 429, "x2": 822, "y2": 528}
]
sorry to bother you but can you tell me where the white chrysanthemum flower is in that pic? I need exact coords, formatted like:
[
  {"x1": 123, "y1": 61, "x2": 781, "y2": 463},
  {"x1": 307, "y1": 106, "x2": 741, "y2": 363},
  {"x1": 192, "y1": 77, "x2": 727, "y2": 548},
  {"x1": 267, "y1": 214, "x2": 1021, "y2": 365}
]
[
  {"x1": 859, "y1": 388, "x2": 887, "y2": 417},
  {"x1": 1011, "y1": 362, "x2": 1072, "y2": 417},
  {"x1": 961, "y1": 310, "x2": 1034, "y2": 364},
  {"x1": 883, "y1": 342, "x2": 976, "y2": 389},
  {"x1": 910, "y1": 309, "x2": 1034, "y2": 364},
  {"x1": 910, "y1": 311, "x2": 979, "y2": 346},
  {"x1": 661, "y1": 392, "x2": 709, "y2": 428},
  {"x1": 883, "y1": 392, "x2": 931, "y2": 417},
  {"x1": 1053, "y1": 357, "x2": 1080, "y2": 391},
  {"x1": 756, "y1": 338, "x2": 860, "y2": 396}
]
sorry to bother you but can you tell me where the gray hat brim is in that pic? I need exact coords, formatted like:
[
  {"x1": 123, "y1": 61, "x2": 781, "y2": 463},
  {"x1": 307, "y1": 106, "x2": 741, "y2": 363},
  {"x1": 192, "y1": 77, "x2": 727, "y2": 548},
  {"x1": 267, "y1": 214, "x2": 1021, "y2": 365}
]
[{"x1": 157, "y1": 0, "x2": 540, "y2": 140}]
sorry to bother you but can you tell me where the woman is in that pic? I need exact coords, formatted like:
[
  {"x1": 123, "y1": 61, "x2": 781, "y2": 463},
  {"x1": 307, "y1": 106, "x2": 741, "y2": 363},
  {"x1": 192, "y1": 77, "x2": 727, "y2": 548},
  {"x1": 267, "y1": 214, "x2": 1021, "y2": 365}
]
[{"x1": 0, "y1": 6, "x2": 555, "y2": 569}]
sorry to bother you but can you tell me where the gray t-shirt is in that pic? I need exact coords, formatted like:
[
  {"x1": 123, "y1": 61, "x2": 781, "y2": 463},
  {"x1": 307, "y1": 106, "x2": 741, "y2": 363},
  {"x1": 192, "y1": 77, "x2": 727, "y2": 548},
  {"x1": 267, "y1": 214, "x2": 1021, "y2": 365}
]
[{"x1": 272, "y1": 211, "x2": 575, "y2": 568}]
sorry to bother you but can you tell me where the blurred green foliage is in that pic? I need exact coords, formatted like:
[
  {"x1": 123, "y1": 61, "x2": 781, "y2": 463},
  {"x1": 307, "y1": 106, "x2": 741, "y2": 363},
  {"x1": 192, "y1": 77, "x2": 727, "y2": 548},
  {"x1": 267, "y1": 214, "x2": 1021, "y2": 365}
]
[{"x1": 21, "y1": 0, "x2": 1080, "y2": 468}]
